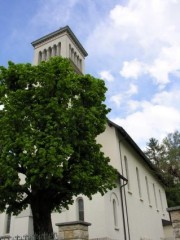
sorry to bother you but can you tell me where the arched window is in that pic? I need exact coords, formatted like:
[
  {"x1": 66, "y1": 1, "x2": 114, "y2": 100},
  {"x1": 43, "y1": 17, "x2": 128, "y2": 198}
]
[
  {"x1": 110, "y1": 193, "x2": 119, "y2": 229},
  {"x1": 79, "y1": 59, "x2": 82, "y2": 70},
  {"x1": 38, "y1": 51, "x2": 42, "y2": 63},
  {"x1": 43, "y1": 49, "x2": 47, "y2": 61},
  {"x1": 73, "y1": 51, "x2": 76, "y2": 63},
  {"x1": 77, "y1": 198, "x2": 84, "y2": 221},
  {"x1": 58, "y1": 42, "x2": 61, "y2": 56},
  {"x1": 69, "y1": 44, "x2": 71, "y2": 58},
  {"x1": 48, "y1": 47, "x2": 52, "y2": 59},
  {"x1": 74, "y1": 53, "x2": 77, "y2": 65},
  {"x1": 71, "y1": 48, "x2": 74, "y2": 60},
  {"x1": 53, "y1": 45, "x2": 57, "y2": 56},
  {"x1": 113, "y1": 199, "x2": 118, "y2": 228}
]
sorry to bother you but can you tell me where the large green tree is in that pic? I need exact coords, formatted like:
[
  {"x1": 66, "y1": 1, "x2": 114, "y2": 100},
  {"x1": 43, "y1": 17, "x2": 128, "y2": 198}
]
[
  {"x1": 144, "y1": 132, "x2": 180, "y2": 207},
  {"x1": 0, "y1": 57, "x2": 117, "y2": 235}
]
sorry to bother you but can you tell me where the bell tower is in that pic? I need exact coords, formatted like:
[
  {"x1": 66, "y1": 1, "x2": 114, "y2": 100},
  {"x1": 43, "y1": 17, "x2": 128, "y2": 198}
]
[{"x1": 31, "y1": 26, "x2": 88, "y2": 74}]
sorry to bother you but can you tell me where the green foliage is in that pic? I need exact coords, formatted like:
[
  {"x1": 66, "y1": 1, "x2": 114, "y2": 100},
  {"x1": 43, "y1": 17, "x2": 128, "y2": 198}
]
[
  {"x1": 144, "y1": 132, "x2": 180, "y2": 207},
  {"x1": 0, "y1": 57, "x2": 117, "y2": 221},
  {"x1": 144, "y1": 138, "x2": 166, "y2": 168}
]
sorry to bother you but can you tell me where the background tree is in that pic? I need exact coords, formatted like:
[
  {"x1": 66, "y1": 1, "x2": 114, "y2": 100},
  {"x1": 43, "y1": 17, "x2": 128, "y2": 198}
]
[
  {"x1": 144, "y1": 132, "x2": 180, "y2": 207},
  {"x1": 144, "y1": 137, "x2": 165, "y2": 168},
  {"x1": 162, "y1": 131, "x2": 180, "y2": 206},
  {"x1": 0, "y1": 57, "x2": 117, "y2": 235}
]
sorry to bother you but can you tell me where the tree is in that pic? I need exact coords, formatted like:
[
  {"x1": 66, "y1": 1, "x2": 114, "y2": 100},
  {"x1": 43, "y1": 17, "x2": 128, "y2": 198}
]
[
  {"x1": 162, "y1": 131, "x2": 180, "y2": 206},
  {"x1": 0, "y1": 57, "x2": 117, "y2": 235},
  {"x1": 144, "y1": 138, "x2": 165, "y2": 168},
  {"x1": 144, "y1": 132, "x2": 180, "y2": 207}
]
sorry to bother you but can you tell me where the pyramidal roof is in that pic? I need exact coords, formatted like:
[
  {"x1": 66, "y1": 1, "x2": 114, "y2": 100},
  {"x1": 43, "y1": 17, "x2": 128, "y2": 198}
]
[{"x1": 31, "y1": 25, "x2": 88, "y2": 57}]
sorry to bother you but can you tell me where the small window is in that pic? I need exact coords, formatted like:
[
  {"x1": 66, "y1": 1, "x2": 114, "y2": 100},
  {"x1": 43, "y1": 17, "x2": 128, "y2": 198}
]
[
  {"x1": 136, "y1": 167, "x2": 142, "y2": 198},
  {"x1": 159, "y1": 189, "x2": 164, "y2": 211},
  {"x1": 124, "y1": 156, "x2": 130, "y2": 190},
  {"x1": 145, "y1": 176, "x2": 151, "y2": 205},
  {"x1": 77, "y1": 198, "x2": 84, "y2": 221},
  {"x1": 153, "y1": 183, "x2": 158, "y2": 209},
  {"x1": 113, "y1": 199, "x2": 118, "y2": 228},
  {"x1": 5, "y1": 213, "x2": 11, "y2": 234}
]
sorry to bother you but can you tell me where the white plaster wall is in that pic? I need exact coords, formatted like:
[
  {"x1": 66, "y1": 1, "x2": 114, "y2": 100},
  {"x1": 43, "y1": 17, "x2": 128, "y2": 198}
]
[
  {"x1": 95, "y1": 124, "x2": 170, "y2": 239},
  {"x1": 51, "y1": 183, "x2": 125, "y2": 239},
  {"x1": 96, "y1": 124, "x2": 122, "y2": 172},
  {"x1": 13, "y1": 216, "x2": 32, "y2": 236},
  {"x1": 0, "y1": 212, "x2": 6, "y2": 235},
  {"x1": 119, "y1": 138, "x2": 169, "y2": 240}
]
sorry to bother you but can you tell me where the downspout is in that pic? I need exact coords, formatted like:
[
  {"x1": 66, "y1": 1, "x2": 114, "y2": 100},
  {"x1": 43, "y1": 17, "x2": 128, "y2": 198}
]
[
  {"x1": 118, "y1": 137, "x2": 131, "y2": 240},
  {"x1": 119, "y1": 174, "x2": 128, "y2": 240}
]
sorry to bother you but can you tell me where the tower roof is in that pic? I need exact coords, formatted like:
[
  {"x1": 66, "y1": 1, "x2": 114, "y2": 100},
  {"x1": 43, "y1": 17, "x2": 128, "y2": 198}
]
[{"x1": 31, "y1": 25, "x2": 88, "y2": 57}]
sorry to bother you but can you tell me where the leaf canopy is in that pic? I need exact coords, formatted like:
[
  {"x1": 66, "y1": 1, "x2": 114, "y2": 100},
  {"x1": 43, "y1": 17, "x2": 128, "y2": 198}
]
[{"x1": 0, "y1": 57, "x2": 117, "y2": 214}]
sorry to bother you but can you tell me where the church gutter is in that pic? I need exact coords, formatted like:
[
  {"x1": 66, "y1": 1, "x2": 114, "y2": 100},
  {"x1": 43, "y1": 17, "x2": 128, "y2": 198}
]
[
  {"x1": 115, "y1": 129, "x2": 131, "y2": 240},
  {"x1": 118, "y1": 138, "x2": 131, "y2": 240}
]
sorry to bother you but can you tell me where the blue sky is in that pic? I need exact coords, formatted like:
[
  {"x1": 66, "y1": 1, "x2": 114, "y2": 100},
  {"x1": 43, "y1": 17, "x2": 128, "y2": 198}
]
[{"x1": 1, "y1": 0, "x2": 180, "y2": 148}]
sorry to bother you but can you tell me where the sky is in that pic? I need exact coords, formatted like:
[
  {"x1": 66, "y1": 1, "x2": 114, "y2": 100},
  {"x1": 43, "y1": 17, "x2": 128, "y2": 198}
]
[{"x1": 1, "y1": 0, "x2": 180, "y2": 149}]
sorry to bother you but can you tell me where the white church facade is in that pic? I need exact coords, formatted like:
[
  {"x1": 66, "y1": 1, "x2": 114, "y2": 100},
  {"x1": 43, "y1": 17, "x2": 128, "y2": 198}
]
[{"x1": 0, "y1": 26, "x2": 173, "y2": 240}]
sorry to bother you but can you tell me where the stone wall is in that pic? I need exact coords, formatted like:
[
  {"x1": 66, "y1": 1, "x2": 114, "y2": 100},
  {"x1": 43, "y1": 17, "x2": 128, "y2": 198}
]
[{"x1": 167, "y1": 206, "x2": 180, "y2": 240}]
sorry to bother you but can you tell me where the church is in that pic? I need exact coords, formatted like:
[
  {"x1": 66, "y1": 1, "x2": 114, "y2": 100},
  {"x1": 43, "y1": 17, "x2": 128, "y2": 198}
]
[{"x1": 0, "y1": 26, "x2": 173, "y2": 240}]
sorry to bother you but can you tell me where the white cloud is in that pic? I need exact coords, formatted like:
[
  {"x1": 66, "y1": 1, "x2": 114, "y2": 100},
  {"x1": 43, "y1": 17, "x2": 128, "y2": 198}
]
[
  {"x1": 99, "y1": 70, "x2": 114, "y2": 82},
  {"x1": 110, "y1": 87, "x2": 180, "y2": 148},
  {"x1": 110, "y1": 4, "x2": 139, "y2": 27},
  {"x1": 127, "y1": 100, "x2": 141, "y2": 112},
  {"x1": 120, "y1": 59, "x2": 145, "y2": 79},
  {"x1": 127, "y1": 83, "x2": 138, "y2": 96},
  {"x1": 120, "y1": 45, "x2": 180, "y2": 88},
  {"x1": 112, "y1": 102, "x2": 180, "y2": 149},
  {"x1": 110, "y1": 94, "x2": 123, "y2": 107},
  {"x1": 152, "y1": 89, "x2": 180, "y2": 108},
  {"x1": 110, "y1": 83, "x2": 138, "y2": 107},
  {"x1": 147, "y1": 46, "x2": 180, "y2": 87}
]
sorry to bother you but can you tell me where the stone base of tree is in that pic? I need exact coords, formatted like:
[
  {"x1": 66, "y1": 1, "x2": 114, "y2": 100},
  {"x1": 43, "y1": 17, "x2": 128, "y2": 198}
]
[{"x1": 56, "y1": 221, "x2": 91, "y2": 240}]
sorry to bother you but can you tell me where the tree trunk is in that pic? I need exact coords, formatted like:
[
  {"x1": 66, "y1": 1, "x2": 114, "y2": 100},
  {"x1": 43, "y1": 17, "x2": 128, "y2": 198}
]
[{"x1": 30, "y1": 195, "x2": 53, "y2": 236}]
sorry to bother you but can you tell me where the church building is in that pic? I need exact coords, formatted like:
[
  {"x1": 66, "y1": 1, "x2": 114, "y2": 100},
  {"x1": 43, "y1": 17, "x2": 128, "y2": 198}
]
[{"x1": 0, "y1": 26, "x2": 173, "y2": 240}]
